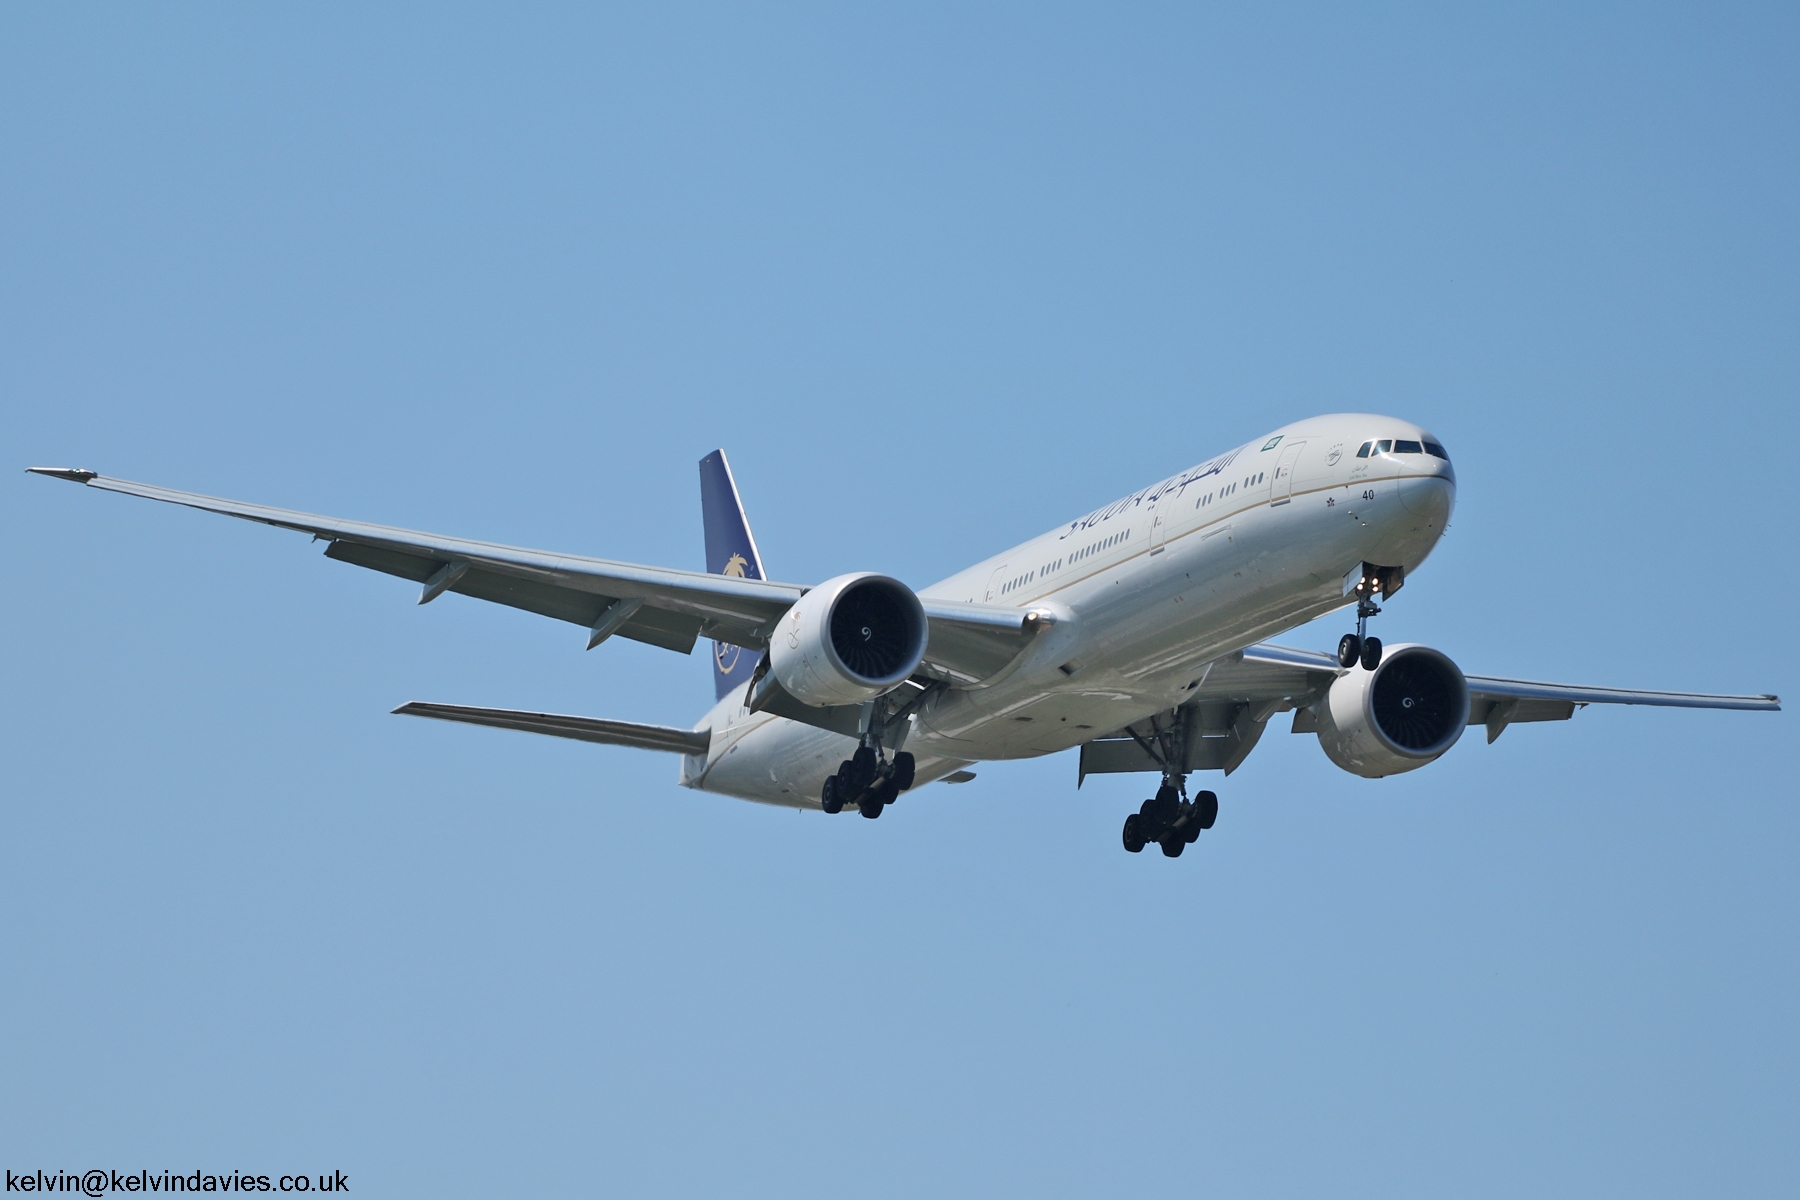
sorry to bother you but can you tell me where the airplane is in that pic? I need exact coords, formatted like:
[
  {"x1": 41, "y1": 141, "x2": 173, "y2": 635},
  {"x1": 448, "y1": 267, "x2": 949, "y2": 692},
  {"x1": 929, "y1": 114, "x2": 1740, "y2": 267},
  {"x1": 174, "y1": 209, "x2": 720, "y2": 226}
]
[{"x1": 28, "y1": 413, "x2": 1780, "y2": 858}]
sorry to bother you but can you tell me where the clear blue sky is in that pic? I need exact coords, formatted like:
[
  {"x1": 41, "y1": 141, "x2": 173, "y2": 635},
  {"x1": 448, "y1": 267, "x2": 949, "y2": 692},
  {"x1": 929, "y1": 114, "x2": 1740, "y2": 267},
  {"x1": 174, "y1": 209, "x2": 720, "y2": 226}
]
[{"x1": 4, "y1": 5, "x2": 1795, "y2": 1197}]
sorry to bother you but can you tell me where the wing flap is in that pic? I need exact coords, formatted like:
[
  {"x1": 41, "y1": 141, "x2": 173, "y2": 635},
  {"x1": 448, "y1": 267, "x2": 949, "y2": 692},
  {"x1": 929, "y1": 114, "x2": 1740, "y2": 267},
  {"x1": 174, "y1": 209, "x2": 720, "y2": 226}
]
[
  {"x1": 1078, "y1": 731, "x2": 1247, "y2": 777},
  {"x1": 393, "y1": 701, "x2": 711, "y2": 755},
  {"x1": 1470, "y1": 697, "x2": 1576, "y2": 724},
  {"x1": 322, "y1": 540, "x2": 703, "y2": 653},
  {"x1": 321, "y1": 539, "x2": 441, "y2": 586}
]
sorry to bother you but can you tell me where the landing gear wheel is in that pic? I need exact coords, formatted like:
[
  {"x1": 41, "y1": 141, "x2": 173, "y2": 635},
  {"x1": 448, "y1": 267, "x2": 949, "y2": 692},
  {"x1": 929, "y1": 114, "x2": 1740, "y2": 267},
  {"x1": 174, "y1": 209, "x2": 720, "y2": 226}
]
[
  {"x1": 1359, "y1": 636, "x2": 1383, "y2": 672},
  {"x1": 891, "y1": 752, "x2": 916, "y2": 792},
  {"x1": 821, "y1": 776, "x2": 844, "y2": 815},
  {"x1": 1194, "y1": 790, "x2": 1218, "y2": 831},
  {"x1": 859, "y1": 797, "x2": 884, "y2": 819},
  {"x1": 851, "y1": 745, "x2": 878, "y2": 790},
  {"x1": 1338, "y1": 633, "x2": 1362, "y2": 669},
  {"x1": 1160, "y1": 835, "x2": 1185, "y2": 858},
  {"x1": 1122, "y1": 814, "x2": 1146, "y2": 853},
  {"x1": 1143, "y1": 790, "x2": 1180, "y2": 829}
]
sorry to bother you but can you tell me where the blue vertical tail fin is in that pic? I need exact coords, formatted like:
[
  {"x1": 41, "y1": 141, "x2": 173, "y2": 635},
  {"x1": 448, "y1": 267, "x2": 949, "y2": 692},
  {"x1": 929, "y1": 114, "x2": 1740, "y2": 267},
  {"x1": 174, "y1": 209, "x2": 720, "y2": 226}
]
[{"x1": 699, "y1": 450, "x2": 767, "y2": 701}]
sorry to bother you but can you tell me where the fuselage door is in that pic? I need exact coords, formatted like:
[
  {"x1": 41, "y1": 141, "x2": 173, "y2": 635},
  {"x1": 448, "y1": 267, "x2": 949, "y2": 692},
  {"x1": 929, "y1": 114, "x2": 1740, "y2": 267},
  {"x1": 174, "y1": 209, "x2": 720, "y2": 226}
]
[
  {"x1": 1148, "y1": 489, "x2": 1169, "y2": 554},
  {"x1": 1268, "y1": 441, "x2": 1306, "y2": 506},
  {"x1": 983, "y1": 563, "x2": 1009, "y2": 602}
]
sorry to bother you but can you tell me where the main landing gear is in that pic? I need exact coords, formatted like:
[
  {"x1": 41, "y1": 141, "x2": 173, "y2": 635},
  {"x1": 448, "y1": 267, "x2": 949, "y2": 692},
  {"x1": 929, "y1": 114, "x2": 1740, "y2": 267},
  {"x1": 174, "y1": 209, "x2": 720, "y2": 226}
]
[
  {"x1": 820, "y1": 746, "x2": 916, "y2": 818},
  {"x1": 1122, "y1": 777, "x2": 1218, "y2": 858}
]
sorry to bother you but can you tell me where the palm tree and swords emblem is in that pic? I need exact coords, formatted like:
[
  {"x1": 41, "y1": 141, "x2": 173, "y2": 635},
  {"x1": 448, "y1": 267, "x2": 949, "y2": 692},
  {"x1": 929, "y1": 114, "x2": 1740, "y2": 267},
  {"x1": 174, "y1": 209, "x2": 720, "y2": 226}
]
[{"x1": 714, "y1": 553, "x2": 750, "y2": 674}]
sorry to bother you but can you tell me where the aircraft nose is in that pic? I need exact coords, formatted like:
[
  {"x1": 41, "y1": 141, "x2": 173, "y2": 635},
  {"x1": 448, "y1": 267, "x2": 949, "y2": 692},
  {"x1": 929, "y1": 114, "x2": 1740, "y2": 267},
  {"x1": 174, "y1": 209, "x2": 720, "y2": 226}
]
[{"x1": 1398, "y1": 473, "x2": 1455, "y2": 523}]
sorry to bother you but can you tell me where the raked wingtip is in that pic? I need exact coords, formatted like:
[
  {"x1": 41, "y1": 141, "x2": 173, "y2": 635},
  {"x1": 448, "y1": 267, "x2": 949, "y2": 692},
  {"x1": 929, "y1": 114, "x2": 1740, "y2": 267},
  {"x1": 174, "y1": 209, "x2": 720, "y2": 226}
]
[{"x1": 26, "y1": 467, "x2": 97, "y2": 483}]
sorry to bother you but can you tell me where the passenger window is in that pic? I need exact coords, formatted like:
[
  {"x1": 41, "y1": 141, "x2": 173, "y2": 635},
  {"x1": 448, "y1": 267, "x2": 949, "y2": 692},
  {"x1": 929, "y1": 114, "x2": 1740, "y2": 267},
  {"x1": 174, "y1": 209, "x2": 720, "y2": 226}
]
[
  {"x1": 1424, "y1": 441, "x2": 1448, "y2": 459},
  {"x1": 1355, "y1": 442, "x2": 1372, "y2": 457},
  {"x1": 1374, "y1": 440, "x2": 1392, "y2": 454},
  {"x1": 1394, "y1": 440, "x2": 1422, "y2": 454}
]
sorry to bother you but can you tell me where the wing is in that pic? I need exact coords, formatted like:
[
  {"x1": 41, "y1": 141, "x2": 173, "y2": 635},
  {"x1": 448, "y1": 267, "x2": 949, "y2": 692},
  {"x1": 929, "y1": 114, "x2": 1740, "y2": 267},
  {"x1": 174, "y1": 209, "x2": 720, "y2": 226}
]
[
  {"x1": 28, "y1": 468, "x2": 1044, "y2": 681},
  {"x1": 394, "y1": 701, "x2": 711, "y2": 754},
  {"x1": 1079, "y1": 641, "x2": 1780, "y2": 780},
  {"x1": 1238, "y1": 643, "x2": 1780, "y2": 739}
]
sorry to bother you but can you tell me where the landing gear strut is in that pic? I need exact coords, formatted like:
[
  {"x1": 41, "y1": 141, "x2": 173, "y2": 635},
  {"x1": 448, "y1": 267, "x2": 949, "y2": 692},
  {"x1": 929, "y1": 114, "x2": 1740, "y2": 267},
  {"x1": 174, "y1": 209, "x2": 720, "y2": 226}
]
[{"x1": 1121, "y1": 776, "x2": 1217, "y2": 857}]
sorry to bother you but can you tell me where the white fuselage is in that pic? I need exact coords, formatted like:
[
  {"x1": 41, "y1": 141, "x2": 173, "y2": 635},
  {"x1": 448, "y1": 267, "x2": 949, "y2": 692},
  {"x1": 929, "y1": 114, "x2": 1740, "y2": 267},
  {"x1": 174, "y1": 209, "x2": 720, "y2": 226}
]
[{"x1": 685, "y1": 414, "x2": 1457, "y2": 806}]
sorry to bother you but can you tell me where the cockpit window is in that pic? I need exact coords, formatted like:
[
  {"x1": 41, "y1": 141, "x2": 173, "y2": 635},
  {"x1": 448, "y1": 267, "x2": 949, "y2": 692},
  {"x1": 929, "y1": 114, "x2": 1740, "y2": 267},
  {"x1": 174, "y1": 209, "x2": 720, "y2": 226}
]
[{"x1": 1363, "y1": 435, "x2": 1449, "y2": 459}]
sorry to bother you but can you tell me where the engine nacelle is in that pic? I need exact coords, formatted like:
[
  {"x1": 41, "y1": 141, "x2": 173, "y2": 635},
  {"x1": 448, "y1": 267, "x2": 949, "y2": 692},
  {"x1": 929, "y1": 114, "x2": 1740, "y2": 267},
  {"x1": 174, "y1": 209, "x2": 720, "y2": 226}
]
[
  {"x1": 768, "y1": 572, "x2": 929, "y2": 708},
  {"x1": 1315, "y1": 643, "x2": 1470, "y2": 778}
]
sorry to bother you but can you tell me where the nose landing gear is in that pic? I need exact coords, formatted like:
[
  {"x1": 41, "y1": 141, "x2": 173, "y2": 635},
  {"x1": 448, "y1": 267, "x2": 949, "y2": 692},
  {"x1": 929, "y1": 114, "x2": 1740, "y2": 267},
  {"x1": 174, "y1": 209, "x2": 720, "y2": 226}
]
[
  {"x1": 1337, "y1": 612, "x2": 1382, "y2": 672},
  {"x1": 1121, "y1": 777, "x2": 1218, "y2": 857},
  {"x1": 1337, "y1": 563, "x2": 1404, "y2": 670}
]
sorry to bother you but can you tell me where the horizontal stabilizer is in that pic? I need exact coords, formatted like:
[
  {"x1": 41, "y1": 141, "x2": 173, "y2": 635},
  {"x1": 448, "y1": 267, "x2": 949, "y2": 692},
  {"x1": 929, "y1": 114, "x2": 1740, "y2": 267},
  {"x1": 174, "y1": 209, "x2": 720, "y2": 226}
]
[{"x1": 394, "y1": 701, "x2": 710, "y2": 755}]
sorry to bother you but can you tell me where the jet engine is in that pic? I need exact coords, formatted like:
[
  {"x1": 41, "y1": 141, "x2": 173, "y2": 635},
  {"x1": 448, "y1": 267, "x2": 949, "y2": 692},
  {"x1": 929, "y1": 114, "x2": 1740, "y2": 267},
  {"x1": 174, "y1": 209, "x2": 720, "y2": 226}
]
[
  {"x1": 1314, "y1": 643, "x2": 1470, "y2": 778},
  {"x1": 767, "y1": 572, "x2": 929, "y2": 707}
]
